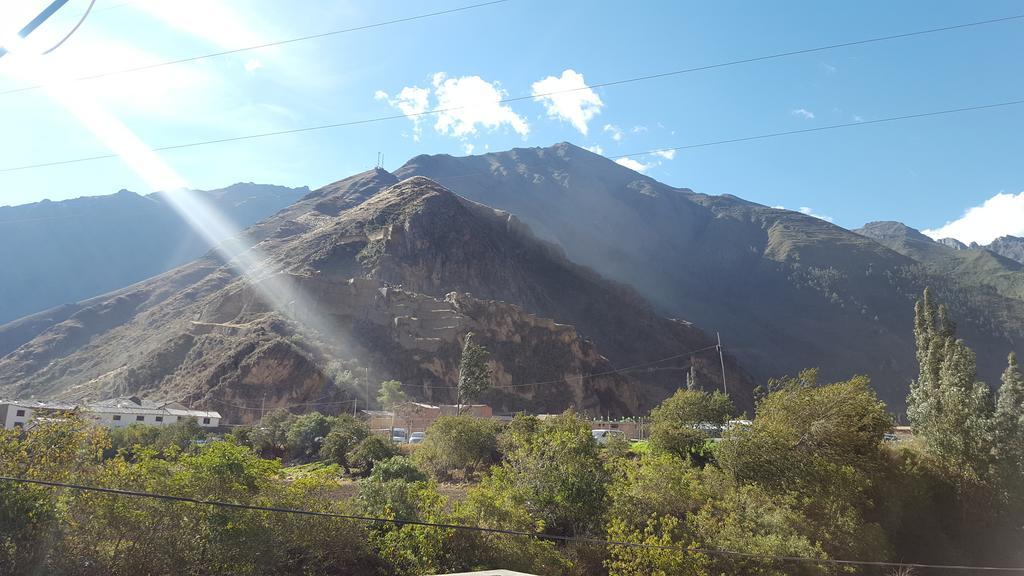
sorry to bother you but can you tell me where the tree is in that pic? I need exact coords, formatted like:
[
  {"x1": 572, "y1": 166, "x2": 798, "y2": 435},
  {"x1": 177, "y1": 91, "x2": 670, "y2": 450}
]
[
  {"x1": 907, "y1": 290, "x2": 993, "y2": 481},
  {"x1": 377, "y1": 380, "x2": 408, "y2": 411},
  {"x1": 465, "y1": 412, "x2": 609, "y2": 537},
  {"x1": 0, "y1": 416, "x2": 107, "y2": 573},
  {"x1": 606, "y1": 515, "x2": 707, "y2": 576},
  {"x1": 245, "y1": 408, "x2": 295, "y2": 458},
  {"x1": 413, "y1": 416, "x2": 501, "y2": 481},
  {"x1": 993, "y1": 352, "x2": 1024, "y2": 506},
  {"x1": 457, "y1": 332, "x2": 492, "y2": 412},
  {"x1": 350, "y1": 435, "x2": 400, "y2": 476},
  {"x1": 286, "y1": 412, "x2": 333, "y2": 462},
  {"x1": 687, "y1": 481, "x2": 829, "y2": 576},
  {"x1": 715, "y1": 373, "x2": 892, "y2": 562},
  {"x1": 355, "y1": 457, "x2": 448, "y2": 575},
  {"x1": 320, "y1": 416, "x2": 370, "y2": 474},
  {"x1": 649, "y1": 388, "x2": 733, "y2": 461}
]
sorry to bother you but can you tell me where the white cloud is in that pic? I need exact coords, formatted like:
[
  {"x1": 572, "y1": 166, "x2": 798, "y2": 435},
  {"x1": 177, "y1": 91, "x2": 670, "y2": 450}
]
[
  {"x1": 531, "y1": 69, "x2": 602, "y2": 135},
  {"x1": 632, "y1": 125, "x2": 648, "y2": 134},
  {"x1": 799, "y1": 206, "x2": 834, "y2": 223},
  {"x1": 772, "y1": 205, "x2": 786, "y2": 210},
  {"x1": 852, "y1": 115, "x2": 865, "y2": 123},
  {"x1": 822, "y1": 63, "x2": 837, "y2": 74},
  {"x1": 923, "y1": 191, "x2": 1024, "y2": 245},
  {"x1": 376, "y1": 73, "x2": 528, "y2": 142},
  {"x1": 791, "y1": 108, "x2": 815, "y2": 120},
  {"x1": 463, "y1": 143, "x2": 475, "y2": 155},
  {"x1": 652, "y1": 149, "x2": 676, "y2": 160},
  {"x1": 604, "y1": 124, "x2": 623, "y2": 141},
  {"x1": 375, "y1": 86, "x2": 430, "y2": 140},
  {"x1": 584, "y1": 144, "x2": 604, "y2": 154},
  {"x1": 615, "y1": 157, "x2": 654, "y2": 173},
  {"x1": 432, "y1": 72, "x2": 528, "y2": 137},
  {"x1": 244, "y1": 59, "x2": 264, "y2": 72}
]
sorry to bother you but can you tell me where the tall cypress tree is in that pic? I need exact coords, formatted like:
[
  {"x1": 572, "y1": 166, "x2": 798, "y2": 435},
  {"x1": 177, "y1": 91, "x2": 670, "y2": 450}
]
[
  {"x1": 993, "y1": 352, "x2": 1024, "y2": 504},
  {"x1": 909, "y1": 289, "x2": 941, "y2": 433},
  {"x1": 457, "y1": 332, "x2": 492, "y2": 413},
  {"x1": 907, "y1": 290, "x2": 993, "y2": 480}
]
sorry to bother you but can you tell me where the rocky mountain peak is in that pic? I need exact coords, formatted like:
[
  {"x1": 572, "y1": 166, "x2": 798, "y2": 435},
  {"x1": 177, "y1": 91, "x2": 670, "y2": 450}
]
[
  {"x1": 857, "y1": 220, "x2": 935, "y2": 244},
  {"x1": 987, "y1": 235, "x2": 1024, "y2": 264},
  {"x1": 937, "y1": 237, "x2": 968, "y2": 250}
]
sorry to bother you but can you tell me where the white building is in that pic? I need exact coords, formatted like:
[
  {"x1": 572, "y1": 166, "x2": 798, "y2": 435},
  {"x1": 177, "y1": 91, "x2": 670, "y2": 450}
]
[
  {"x1": 0, "y1": 396, "x2": 221, "y2": 430},
  {"x1": 0, "y1": 400, "x2": 77, "y2": 430}
]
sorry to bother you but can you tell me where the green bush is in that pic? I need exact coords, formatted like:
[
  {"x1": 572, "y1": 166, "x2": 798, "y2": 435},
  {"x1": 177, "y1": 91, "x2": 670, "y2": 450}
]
[
  {"x1": 319, "y1": 415, "x2": 370, "y2": 473},
  {"x1": 649, "y1": 388, "x2": 732, "y2": 461},
  {"x1": 414, "y1": 416, "x2": 501, "y2": 481},
  {"x1": 286, "y1": 412, "x2": 334, "y2": 462},
  {"x1": 350, "y1": 435, "x2": 400, "y2": 476}
]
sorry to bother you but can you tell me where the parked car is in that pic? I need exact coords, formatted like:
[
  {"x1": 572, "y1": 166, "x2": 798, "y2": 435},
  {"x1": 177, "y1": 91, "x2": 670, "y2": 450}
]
[
  {"x1": 409, "y1": 431, "x2": 426, "y2": 444},
  {"x1": 591, "y1": 429, "x2": 626, "y2": 444},
  {"x1": 391, "y1": 427, "x2": 408, "y2": 444}
]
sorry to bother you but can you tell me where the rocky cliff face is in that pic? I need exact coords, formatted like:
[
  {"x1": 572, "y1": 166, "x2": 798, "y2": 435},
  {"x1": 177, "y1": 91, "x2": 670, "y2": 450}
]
[
  {"x1": 0, "y1": 174, "x2": 748, "y2": 422},
  {"x1": 397, "y1": 143, "x2": 1024, "y2": 412},
  {"x1": 987, "y1": 236, "x2": 1024, "y2": 264}
]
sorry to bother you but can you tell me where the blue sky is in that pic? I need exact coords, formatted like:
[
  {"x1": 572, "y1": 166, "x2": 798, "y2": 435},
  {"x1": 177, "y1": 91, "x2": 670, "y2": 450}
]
[{"x1": 1, "y1": 0, "x2": 1023, "y2": 243}]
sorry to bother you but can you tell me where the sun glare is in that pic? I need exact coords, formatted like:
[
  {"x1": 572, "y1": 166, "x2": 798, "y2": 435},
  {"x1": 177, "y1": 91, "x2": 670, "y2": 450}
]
[{"x1": 0, "y1": 21, "x2": 346, "y2": 377}]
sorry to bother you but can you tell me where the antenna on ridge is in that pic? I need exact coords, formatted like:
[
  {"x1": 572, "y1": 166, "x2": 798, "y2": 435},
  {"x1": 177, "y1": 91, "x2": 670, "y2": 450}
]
[{"x1": 375, "y1": 152, "x2": 381, "y2": 169}]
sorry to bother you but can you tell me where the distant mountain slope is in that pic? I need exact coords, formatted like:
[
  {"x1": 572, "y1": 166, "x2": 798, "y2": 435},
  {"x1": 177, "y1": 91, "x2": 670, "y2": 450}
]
[
  {"x1": 396, "y1": 142, "x2": 1024, "y2": 411},
  {"x1": 987, "y1": 235, "x2": 1024, "y2": 264},
  {"x1": 858, "y1": 221, "x2": 1024, "y2": 302},
  {"x1": 0, "y1": 174, "x2": 750, "y2": 421},
  {"x1": 0, "y1": 183, "x2": 309, "y2": 324}
]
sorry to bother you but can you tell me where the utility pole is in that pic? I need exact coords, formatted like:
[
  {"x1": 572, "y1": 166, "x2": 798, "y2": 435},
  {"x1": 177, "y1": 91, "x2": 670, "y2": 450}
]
[
  {"x1": 365, "y1": 367, "x2": 371, "y2": 410},
  {"x1": 716, "y1": 332, "x2": 728, "y2": 395},
  {"x1": 260, "y1": 391, "x2": 267, "y2": 422}
]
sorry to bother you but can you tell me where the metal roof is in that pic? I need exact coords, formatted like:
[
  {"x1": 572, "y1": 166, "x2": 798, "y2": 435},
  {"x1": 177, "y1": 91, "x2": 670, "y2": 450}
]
[
  {"x1": 86, "y1": 405, "x2": 166, "y2": 416},
  {"x1": 0, "y1": 400, "x2": 78, "y2": 410},
  {"x1": 164, "y1": 408, "x2": 221, "y2": 419},
  {"x1": 430, "y1": 565, "x2": 540, "y2": 569}
]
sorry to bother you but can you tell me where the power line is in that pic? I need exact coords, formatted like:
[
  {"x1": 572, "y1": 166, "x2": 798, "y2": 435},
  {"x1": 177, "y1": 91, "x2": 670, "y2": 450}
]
[
  {"x1": 205, "y1": 395, "x2": 357, "y2": 411},
  {"x1": 4, "y1": 95, "x2": 1024, "y2": 176},
  {"x1": 608, "y1": 98, "x2": 1024, "y2": 160},
  {"x1": 0, "y1": 0, "x2": 513, "y2": 96},
  {"x1": 41, "y1": 0, "x2": 97, "y2": 55},
  {"x1": 2, "y1": 476, "x2": 1023, "y2": 572},
  {"x1": 499, "y1": 12, "x2": 1024, "y2": 106},
  {"x1": 402, "y1": 343, "x2": 722, "y2": 390},
  {"x1": 4, "y1": 7, "x2": 1020, "y2": 99},
  {"x1": 0, "y1": 10, "x2": 1019, "y2": 171}
]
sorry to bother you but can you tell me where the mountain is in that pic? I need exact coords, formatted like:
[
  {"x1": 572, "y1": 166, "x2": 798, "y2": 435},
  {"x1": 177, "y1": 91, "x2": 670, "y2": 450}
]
[
  {"x1": 0, "y1": 183, "x2": 309, "y2": 325},
  {"x1": 395, "y1": 143, "x2": 1024, "y2": 412},
  {"x1": 0, "y1": 173, "x2": 750, "y2": 422},
  {"x1": 857, "y1": 222, "x2": 1024, "y2": 303},
  {"x1": 937, "y1": 237, "x2": 968, "y2": 250},
  {"x1": 987, "y1": 235, "x2": 1024, "y2": 264}
]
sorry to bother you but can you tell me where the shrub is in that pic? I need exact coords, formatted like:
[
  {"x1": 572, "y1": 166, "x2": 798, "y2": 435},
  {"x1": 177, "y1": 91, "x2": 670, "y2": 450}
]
[
  {"x1": 350, "y1": 435, "x2": 400, "y2": 476},
  {"x1": 649, "y1": 388, "x2": 732, "y2": 461},
  {"x1": 414, "y1": 416, "x2": 501, "y2": 481},
  {"x1": 319, "y1": 416, "x2": 370, "y2": 473}
]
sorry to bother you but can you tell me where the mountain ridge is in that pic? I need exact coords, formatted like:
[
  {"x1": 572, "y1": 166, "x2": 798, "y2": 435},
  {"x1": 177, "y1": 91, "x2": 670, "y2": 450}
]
[
  {"x1": 0, "y1": 172, "x2": 751, "y2": 421},
  {"x1": 0, "y1": 183, "x2": 309, "y2": 324},
  {"x1": 396, "y1": 142, "x2": 1024, "y2": 411}
]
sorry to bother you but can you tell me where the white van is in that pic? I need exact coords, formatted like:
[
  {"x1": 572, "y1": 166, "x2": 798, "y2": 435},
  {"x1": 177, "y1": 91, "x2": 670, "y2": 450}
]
[{"x1": 592, "y1": 429, "x2": 626, "y2": 444}]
